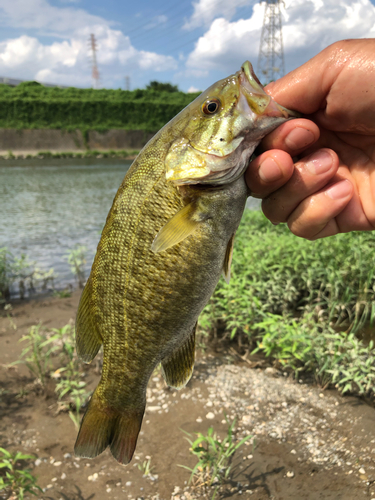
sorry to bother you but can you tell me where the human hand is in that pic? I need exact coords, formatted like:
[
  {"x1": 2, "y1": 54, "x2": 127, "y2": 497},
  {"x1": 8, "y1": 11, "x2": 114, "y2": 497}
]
[{"x1": 246, "y1": 39, "x2": 375, "y2": 239}]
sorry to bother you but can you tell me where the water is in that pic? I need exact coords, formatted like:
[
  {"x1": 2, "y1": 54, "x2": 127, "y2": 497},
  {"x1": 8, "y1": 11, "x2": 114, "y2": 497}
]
[
  {"x1": 1, "y1": 159, "x2": 132, "y2": 294},
  {"x1": 1, "y1": 159, "x2": 260, "y2": 296}
]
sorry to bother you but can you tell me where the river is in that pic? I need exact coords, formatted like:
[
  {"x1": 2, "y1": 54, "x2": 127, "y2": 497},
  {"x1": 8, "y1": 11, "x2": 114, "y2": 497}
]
[{"x1": 1, "y1": 159, "x2": 260, "y2": 297}]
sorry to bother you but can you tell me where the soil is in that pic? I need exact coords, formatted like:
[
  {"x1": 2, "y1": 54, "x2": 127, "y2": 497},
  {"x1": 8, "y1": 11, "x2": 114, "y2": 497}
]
[{"x1": 1, "y1": 292, "x2": 375, "y2": 500}]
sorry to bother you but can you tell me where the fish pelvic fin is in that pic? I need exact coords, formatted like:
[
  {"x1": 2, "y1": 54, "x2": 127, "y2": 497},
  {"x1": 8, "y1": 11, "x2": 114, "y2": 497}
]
[
  {"x1": 151, "y1": 201, "x2": 206, "y2": 253},
  {"x1": 74, "y1": 392, "x2": 145, "y2": 465},
  {"x1": 161, "y1": 324, "x2": 196, "y2": 389},
  {"x1": 222, "y1": 232, "x2": 235, "y2": 284},
  {"x1": 76, "y1": 280, "x2": 103, "y2": 363}
]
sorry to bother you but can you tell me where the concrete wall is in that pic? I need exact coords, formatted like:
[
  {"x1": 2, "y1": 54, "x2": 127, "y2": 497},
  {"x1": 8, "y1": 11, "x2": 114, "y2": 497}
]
[{"x1": 0, "y1": 129, "x2": 155, "y2": 151}]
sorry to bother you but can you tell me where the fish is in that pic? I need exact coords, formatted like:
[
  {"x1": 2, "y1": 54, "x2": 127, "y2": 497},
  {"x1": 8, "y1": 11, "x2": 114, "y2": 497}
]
[{"x1": 74, "y1": 62, "x2": 298, "y2": 464}]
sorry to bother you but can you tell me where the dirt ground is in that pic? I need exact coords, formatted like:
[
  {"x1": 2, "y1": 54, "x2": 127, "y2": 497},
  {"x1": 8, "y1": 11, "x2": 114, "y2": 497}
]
[{"x1": 1, "y1": 292, "x2": 375, "y2": 500}]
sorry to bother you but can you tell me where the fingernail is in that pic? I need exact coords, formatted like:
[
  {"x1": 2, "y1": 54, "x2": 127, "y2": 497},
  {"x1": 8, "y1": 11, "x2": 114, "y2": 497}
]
[
  {"x1": 285, "y1": 128, "x2": 315, "y2": 150},
  {"x1": 326, "y1": 180, "x2": 352, "y2": 200},
  {"x1": 305, "y1": 150, "x2": 333, "y2": 175},
  {"x1": 259, "y1": 157, "x2": 282, "y2": 183}
]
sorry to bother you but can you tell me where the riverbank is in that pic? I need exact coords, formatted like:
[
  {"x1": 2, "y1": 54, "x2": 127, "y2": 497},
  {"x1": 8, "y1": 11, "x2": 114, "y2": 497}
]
[
  {"x1": 0, "y1": 128, "x2": 155, "y2": 158},
  {"x1": 0, "y1": 149, "x2": 139, "y2": 161},
  {"x1": 1, "y1": 292, "x2": 375, "y2": 500}
]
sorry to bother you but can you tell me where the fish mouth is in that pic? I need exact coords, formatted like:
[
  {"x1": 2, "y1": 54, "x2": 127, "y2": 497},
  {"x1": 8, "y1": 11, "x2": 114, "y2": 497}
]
[{"x1": 238, "y1": 61, "x2": 300, "y2": 119}]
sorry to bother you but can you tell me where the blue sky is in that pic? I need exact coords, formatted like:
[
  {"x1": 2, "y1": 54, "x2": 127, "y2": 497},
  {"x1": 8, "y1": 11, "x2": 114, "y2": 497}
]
[{"x1": 0, "y1": 0, "x2": 374, "y2": 91}]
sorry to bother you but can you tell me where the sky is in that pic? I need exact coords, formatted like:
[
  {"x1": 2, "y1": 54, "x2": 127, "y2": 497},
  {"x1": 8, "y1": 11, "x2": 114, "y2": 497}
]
[{"x1": 0, "y1": 0, "x2": 374, "y2": 92}]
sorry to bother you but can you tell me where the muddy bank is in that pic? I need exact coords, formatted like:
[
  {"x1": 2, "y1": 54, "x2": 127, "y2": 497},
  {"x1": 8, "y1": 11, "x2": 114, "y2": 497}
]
[
  {"x1": 1, "y1": 293, "x2": 375, "y2": 499},
  {"x1": 0, "y1": 128, "x2": 155, "y2": 155}
]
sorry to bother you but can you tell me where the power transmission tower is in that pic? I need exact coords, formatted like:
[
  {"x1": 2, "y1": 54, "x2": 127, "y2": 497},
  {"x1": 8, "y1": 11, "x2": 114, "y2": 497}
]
[
  {"x1": 125, "y1": 76, "x2": 130, "y2": 91},
  {"x1": 257, "y1": 0, "x2": 285, "y2": 84},
  {"x1": 89, "y1": 34, "x2": 100, "y2": 89}
]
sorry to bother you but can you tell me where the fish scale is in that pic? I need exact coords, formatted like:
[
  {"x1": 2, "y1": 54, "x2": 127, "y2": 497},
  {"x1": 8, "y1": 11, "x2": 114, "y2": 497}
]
[{"x1": 74, "y1": 61, "x2": 299, "y2": 464}]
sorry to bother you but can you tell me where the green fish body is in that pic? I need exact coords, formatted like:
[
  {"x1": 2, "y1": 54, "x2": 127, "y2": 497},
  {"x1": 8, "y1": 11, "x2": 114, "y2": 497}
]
[{"x1": 74, "y1": 62, "x2": 298, "y2": 464}]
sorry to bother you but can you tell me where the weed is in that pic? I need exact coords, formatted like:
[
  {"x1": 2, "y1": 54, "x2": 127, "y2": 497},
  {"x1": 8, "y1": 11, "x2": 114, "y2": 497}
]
[
  {"x1": 65, "y1": 246, "x2": 87, "y2": 288},
  {"x1": 0, "y1": 447, "x2": 42, "y2": 499},
  {"x1": 252, "y1": 312, "x2": 375, "y2": 396},
  {"x1": 50, "y1": 324, "x2": 90, "y2": 428},
  {"x1": 53, "y1": 288, "x2": 72, "y2": 298},
  {"x1": 4, "y1": 304, "x2": 16, "y2": 330},
  {"x1": 180, "y1": 419, "x2": 252, "y2": 498},
  {"x1": 198, "y1": 211, "x2": 375, "y2": 398},
  {"x1": 0, "y1": 247, "x2": 55, "y2": 300},
  {"x1": 16, "y1": 324, "x2": 59, "y2": 386},
  {"x1": 137, "y1": 458, "x2": 155, "y2": 478}
]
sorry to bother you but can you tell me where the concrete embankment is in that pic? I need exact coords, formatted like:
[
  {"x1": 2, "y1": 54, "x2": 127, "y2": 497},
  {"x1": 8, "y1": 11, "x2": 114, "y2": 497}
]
[{"x1": 0, "y1": 129, "x2": 155, "y2": 156}]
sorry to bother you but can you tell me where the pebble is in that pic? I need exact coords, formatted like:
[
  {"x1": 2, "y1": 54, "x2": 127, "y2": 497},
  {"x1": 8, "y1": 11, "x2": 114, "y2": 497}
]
[
  {"x1": 53, "y1": 461, "x2": 62, "y2": 466},
  {"x1": 126, "y1": 481, "x2": 132, "y2": 486},
  {"x1": 196, "y1": 417, "x2": 203, "y2": 423},
  {"x1": 35, "y1": 459, "x2": 42, "y2": 466},
  {"x1": 359, "y1": 468, "x2": 366, "y2": 474},
  {"x1": 61, "y1": 473, "x2": 66, "y2": 480},
  {"x1": 63, "y1": 453, "x2": 71, "y2": 459},
  {"x1": 147, "y1": 406, "x2": 161, "y2": 412},
  {"x1": 88, "y1": 473, "x2": 98, "y2": 482},
  {"x1": 206, "y1": 412, "x2": 215, "y2": 420},
  {"x1": 286, "y1": 471, "x2": 295, "y2": 478}
]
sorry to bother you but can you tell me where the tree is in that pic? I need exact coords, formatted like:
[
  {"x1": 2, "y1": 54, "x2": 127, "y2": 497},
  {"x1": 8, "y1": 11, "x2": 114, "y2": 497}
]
[{"x1": 146, "y1": 81, "x2": 179, "y2": 93}]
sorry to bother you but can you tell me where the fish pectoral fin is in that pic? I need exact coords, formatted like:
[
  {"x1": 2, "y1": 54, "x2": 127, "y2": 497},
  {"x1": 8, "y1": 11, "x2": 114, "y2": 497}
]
[
  {"x1": 222, "y1": 232, "x2": 235, "y2": 284},
  {"x1": 76, "y1": 280, "x2": 103, "y2": 363},
  {"x1": 161, "y1": 323, "x2": 196, "y2": 389},
  {"x1": 151, "y1": 202, "x2": 205, "y2": 253},
  {"x1": 74, "y1": 391, "x2": 145, "y2": 465}
]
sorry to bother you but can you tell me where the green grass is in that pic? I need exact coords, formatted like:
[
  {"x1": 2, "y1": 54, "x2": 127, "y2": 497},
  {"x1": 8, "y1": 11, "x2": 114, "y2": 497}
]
[
  {"x1": 199, "y1": 210, "x2": 375, "y2": 397},
  {"x1": 0, "y1": 447, "x2": 42, "y2": 499},
  {"x1": 180, "y1": 419, "x2": 252, "y2": 499},
  {"x1": 15, "y1": 323, "x2": 90, "y2": 426}
]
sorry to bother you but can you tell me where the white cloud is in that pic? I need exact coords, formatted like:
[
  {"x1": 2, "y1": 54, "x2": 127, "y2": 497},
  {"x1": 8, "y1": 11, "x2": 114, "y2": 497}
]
[
  {"x1": 186, "y1": 4, "x2": 264, "y2": 73},
  {"x1": 0, "y1": 0, "x2": 107, "y2": 36},
  {"x1": 186, "y1": 0, "x2": 375, "y2": 79},
  {"x1": 0, "y1": 0, "x2": 177, "y2": 87},
  {"x1": 187, "y1": 85, "x2": 200, "y2": 93},
  {"x1": 184, "y1": 0, "x2": 255, "y2": 30}
]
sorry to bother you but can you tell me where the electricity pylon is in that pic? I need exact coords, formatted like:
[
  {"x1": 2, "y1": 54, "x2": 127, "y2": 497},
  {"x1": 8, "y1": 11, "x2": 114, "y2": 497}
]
[
  {"x1": 89, "y1": 34, "x2": 100, "y2": 89},
  {"x1": 257, "y1": 0, "x2": 285, "y2": 84}
]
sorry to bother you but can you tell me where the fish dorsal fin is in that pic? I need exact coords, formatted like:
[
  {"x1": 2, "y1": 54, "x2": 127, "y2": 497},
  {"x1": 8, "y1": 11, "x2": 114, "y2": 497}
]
[
  {"x1": 76, "y1": 280, "x2": 103, "y2": 363},
  {"x1": 151, "y1": 202, "x2": 202, "y2": 253},
  {"x1": 161, "y1": 324, "x2": 196, "y2": 389},
  {"x1": 223, "y1": 233, "x2": 235, "y2": 284}
]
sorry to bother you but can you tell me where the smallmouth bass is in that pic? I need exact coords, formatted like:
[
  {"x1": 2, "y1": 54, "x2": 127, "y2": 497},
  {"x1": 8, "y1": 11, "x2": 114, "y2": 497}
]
[{"x1": 74, "y1": 62, "x2": 298, "y2": 464}]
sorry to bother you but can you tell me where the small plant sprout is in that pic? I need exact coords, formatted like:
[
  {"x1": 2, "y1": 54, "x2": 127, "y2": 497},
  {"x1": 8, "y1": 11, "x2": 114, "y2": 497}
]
[
  {"x1": 137, "y1": 457, "x2": 156, "y2": 478},
  {"x1": 0, "y1": 447, "x2": 42, "y2": 500},
  {"x1": 65, "y1": 245, "x2": 87, "y2": 288},
  {"x1": 180, "y1": 418, "x2": 252, "y2": 498}
]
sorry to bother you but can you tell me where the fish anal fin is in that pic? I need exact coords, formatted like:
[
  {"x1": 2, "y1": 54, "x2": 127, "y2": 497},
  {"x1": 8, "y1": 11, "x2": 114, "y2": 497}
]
[
  {"x1": 223, "y1": 233, "x2": 235, "y2": 284},
  {"x1": 74, "y1": 391, "x2": 145, "y2": 465},
  {"x1": 151, "y1": 202, "x2": 205, "y2": 254},
  {"x1": 161, "y1": 324, "x2": 196, "y2": 389},
  {"x1": 76, "y1": 280, "x2": 103, "y2": 363}
]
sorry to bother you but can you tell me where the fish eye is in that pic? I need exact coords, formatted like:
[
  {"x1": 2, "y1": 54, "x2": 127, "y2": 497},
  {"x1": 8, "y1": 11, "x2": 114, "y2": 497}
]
[{"x1": 202, "y1": 98, "x2": 221, "y2": 115}]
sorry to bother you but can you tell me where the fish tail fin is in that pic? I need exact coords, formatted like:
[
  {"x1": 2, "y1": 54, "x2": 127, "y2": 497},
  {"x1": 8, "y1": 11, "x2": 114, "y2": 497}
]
[{"x1": 74, "y1": 392, "x2": 145, "y2": 464}]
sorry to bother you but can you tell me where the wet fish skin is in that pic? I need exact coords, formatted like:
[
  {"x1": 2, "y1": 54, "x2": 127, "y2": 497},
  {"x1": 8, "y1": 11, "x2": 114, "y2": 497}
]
[{"x1": 74, "y1": 62, "x2": 297, "y2": 464}]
